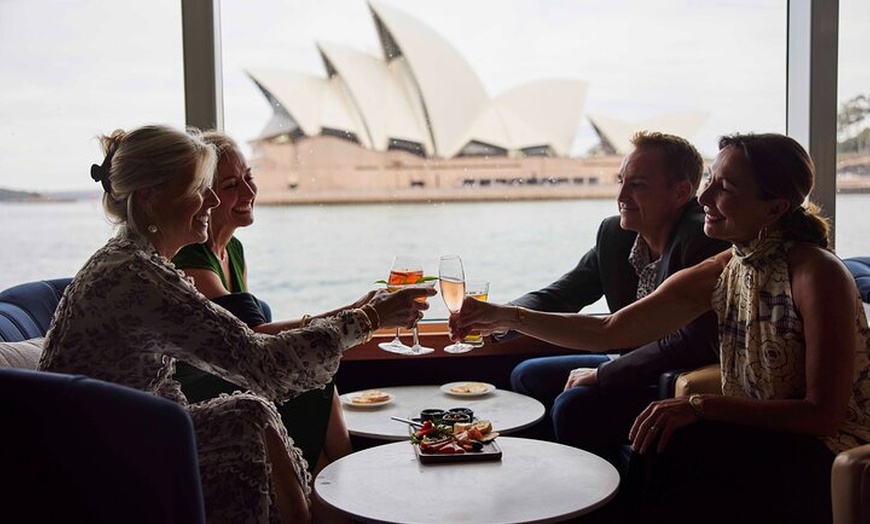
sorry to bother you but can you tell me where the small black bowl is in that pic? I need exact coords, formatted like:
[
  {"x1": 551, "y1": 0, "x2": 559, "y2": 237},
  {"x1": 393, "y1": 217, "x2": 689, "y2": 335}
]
[
  {"x1": 447, "y1": 407, "x2": 474, "y2": 420},
  {"x1": 441, "y1": 411, "x2": 471, "y2": 425},
  {"x1": 419, "y1": 408, "x2": 446, "y2": 423}
]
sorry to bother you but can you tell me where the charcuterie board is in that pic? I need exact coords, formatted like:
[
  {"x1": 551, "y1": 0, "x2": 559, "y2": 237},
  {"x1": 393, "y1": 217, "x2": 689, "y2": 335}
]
[{"x1": 413, "y1": 440, "x2": 502, "y2": 464}]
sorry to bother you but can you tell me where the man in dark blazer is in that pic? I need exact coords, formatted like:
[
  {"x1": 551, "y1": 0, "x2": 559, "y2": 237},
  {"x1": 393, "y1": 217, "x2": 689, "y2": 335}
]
[{"x1": 504, "y1": 131, "x2": 730, "y2": 465}]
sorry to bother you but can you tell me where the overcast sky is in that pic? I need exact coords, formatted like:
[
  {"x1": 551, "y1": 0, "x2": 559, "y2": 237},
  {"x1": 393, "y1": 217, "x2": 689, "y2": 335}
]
[{"x1": 1, "y1": 0, "x2": 867, "y2": 192}]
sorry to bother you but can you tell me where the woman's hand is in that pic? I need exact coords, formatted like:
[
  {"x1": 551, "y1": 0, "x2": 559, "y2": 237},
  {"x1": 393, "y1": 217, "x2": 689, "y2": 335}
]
[
  {"x1": 449, "y1": 297, "x2": 511, "y2": 341},
  {"x1": 368, "y1": 287, "x2": 436, "y2": 330},
  {"x1": 629, "y1": 397, "x2": 698, "y2": 454},
  {"x1": 564, "y1": 368, "x2": 598, "y2": 390}
]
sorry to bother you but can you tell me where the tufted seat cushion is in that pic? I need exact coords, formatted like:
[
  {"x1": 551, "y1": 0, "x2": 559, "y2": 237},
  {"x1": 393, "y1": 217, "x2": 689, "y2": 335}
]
[
  {"x1": 0, "y1": 278, "x2": 71, "y2": 342},
  {"x1": 843, "y1": 257, "x2": 870, "y2": 303}
]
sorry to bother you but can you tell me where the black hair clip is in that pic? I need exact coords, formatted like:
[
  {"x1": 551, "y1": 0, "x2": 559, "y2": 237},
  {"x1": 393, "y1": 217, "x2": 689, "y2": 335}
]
[{"x1": 90, "y1": 157, "x2": 113, "y2": 193}]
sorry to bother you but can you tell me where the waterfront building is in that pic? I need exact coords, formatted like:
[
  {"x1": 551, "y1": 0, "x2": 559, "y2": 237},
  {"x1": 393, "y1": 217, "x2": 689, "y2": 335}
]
[{"x1": 245, "y1": 1, "x2": 707, "y2": 204}]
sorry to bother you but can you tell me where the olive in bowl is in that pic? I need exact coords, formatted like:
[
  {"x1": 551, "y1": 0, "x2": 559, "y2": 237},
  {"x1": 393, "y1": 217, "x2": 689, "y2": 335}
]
[
  {"x1": 447, "y1": 407, "x2": 474, "y2": 420},
  {"x1": 441, "y1": 411, "x2": 471, "y2": 425}
]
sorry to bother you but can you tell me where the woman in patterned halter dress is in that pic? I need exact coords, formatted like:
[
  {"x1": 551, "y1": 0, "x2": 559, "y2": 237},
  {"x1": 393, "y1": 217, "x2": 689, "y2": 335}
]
[{"x1": 451, "y1": 133, "x2": 870, "y2": 523}]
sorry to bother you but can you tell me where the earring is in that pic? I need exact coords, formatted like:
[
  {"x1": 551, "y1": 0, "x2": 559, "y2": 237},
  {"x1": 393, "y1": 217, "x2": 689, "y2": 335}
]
[
  {"x1": 756, "y1": 224, "x2": 768, "y2": 242},
  {"x1": 147, "y1": 224, "x2": 158, "y2": 234}
]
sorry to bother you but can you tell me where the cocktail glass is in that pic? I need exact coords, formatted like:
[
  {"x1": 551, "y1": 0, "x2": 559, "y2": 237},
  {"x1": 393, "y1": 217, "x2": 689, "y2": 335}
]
[
  {"x1": 461, "y1": 281, "x2": 489, "y2": 348},
  {"x1": 377, "y1": 255, "x2": 434, "y2": 355}
]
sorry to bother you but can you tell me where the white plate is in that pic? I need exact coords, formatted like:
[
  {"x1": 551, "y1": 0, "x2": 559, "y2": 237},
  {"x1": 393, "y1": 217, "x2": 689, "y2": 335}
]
[
  {"x1": 341, "y1": 391, "x2": 394, "y2": 408},
  {"x1": 440, "y1": 381, "x2": 496, "y2": 397}
]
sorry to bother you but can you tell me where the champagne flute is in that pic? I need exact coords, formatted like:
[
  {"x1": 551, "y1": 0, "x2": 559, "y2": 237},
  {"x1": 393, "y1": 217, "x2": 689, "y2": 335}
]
[{"x1": 439, "y1": 255, "x2": 473, "y2": 353}]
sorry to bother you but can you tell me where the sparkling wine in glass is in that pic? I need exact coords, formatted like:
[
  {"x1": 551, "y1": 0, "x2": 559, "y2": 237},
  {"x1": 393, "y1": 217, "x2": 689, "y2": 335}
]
[{"x1": 439, "y1": 255, "x2": 474, "y2": 354}]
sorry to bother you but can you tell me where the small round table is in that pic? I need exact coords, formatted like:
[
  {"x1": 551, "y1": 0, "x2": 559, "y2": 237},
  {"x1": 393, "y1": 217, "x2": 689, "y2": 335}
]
[
  {"x1": 339, "y1": 385, "x2": 545, "y2": 441},
  {"x1": 315, "y1": 436, "x2": 620, "y2": 524}
]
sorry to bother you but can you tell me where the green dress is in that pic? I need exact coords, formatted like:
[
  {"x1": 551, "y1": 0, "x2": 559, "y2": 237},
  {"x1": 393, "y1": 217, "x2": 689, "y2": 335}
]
[{"x1": 173, "y1": 239, "x2": 335, "y2": 473}]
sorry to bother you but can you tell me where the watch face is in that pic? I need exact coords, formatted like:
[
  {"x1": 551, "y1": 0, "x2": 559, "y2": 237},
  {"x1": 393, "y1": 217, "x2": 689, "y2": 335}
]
[{"x1": 690, "y1": 395, "x2": 703, "y2": 416}]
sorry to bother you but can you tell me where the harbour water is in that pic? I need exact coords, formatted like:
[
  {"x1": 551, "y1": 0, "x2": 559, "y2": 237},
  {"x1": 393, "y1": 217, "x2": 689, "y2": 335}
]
[{"x1": 2, "y1": 195, "x2": 869, "y2": 321}]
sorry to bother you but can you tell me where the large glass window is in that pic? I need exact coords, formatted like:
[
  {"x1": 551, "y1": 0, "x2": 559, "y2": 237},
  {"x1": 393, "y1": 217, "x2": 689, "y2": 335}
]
[
  {"x1": 0, "y1": 0, "x2": 185, "y2": 286},
  {"x1": 836, "y1": 0, "x2": 870, "y2": 259},
  {"x1": 4, "y1": 1, "x2": 815, "y2": 321},
  {"x1": 219, "y1": 0, "x2": 788, "y2": 319}
]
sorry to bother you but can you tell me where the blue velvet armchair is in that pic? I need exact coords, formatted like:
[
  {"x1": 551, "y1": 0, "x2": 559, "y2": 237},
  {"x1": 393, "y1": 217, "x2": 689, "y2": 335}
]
[{"x1": 0, "y1": 278, "x2": 206, "y2": 523}]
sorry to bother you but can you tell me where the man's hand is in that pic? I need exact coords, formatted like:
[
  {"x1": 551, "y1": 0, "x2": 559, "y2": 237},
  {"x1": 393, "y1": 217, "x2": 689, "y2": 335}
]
[{"x1": 564, "y1": 367, "x2": 598, "y2": 390}]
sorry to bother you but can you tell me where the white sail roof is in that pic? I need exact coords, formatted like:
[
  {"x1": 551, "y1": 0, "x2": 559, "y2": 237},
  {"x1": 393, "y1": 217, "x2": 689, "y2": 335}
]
[
  {"x1": 247, "y1": 1, "x2": 602, "y2": 160},
  {"x1": 316, "y1": 41, "x2": 431, "y2": 152},
  {"x1": 368, "y1": 0, "x2": 490, "y2": 158},
  {"x1": 246, "y1": 68, "x2": 327, "y2": 137},
  {"x1": 588, "y1": 112, "x2": 710, "y2": 155},
  {"x1": 493, "y1": 79, "x2": 589, "y2": 155}
]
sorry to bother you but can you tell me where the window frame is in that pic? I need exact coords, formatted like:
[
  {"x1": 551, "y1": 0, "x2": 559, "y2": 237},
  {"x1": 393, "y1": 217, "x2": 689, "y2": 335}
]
[{"x1": 181, "y1": 0, "x2": 840, "y2": 245}]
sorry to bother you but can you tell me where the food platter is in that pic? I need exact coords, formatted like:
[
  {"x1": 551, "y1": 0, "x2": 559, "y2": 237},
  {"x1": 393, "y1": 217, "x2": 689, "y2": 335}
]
[
  {"x1": 440, "y1": 381, "x2": 496, "y2": 398},
  {"x1": 340, "y1": 389, "x2": 394, "y2": 408},
  {"x1": 408, "y1": 417, "x2": 502, "y2": 463},
  {"x1": 414, "y1": 439, "x2": 502, "y2": 464}
]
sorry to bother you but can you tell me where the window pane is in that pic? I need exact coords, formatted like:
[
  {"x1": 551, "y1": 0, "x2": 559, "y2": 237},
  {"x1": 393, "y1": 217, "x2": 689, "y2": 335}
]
[
  {"x1": 0, "y1": 0, "x2": 185, "y2": 287},
  {"x1": 220, "y1": 0, "x2": 787, "y2": 320},
  {"x1": 221, "y1": 0, "x2": 786, "y2": 318},
  {"x1": 836, "y1": 0, "x2": 870, "y2": 258}
]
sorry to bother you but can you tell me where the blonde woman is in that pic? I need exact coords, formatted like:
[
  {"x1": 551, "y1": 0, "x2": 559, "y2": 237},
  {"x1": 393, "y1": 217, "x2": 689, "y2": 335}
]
[{"x1": 40, "y1": 124, "x2": 433, "y2": 523}]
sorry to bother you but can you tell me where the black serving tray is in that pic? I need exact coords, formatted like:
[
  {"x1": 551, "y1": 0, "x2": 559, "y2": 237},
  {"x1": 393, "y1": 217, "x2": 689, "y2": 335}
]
[{"x1": 413, "y1": 440, "x2": 502, "y2": 464}]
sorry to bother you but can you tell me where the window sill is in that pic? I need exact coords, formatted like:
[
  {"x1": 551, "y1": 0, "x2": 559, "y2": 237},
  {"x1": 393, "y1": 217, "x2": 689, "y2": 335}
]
[
  {"x1": 343, "y1": 321, "x2": 572, "y2": 362},
  {"x1": 336, "y1": 321, "x2": 575, "y2": 392}
]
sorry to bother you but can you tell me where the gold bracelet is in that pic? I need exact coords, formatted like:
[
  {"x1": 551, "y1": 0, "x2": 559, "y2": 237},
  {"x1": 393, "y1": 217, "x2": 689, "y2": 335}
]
[
  {"x1": 515, "y1": 306, "x2": 530, "y2": 325},
  {"x1": 301, "y1": 314, "x2": 312, "y2": 327},
  {"x1": 361, "y1": 304, "x2": 380, "y2": 331}
]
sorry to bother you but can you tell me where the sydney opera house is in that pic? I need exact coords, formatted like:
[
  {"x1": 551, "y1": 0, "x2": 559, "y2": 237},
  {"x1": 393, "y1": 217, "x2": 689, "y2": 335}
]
[{"x1": 245, "y1": 1, "x2": 707, "y2": 204}]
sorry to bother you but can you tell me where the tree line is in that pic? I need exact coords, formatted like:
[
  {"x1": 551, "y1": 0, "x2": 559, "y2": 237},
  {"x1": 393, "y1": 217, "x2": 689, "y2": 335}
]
[{"x1": 838, "y1": 94, "x2": 869, "y2": 155}]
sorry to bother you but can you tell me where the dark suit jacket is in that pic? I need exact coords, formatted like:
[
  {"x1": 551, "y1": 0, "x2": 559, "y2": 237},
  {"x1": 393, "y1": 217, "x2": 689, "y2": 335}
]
[{"x1": 504, "y1": 199, "x2": 730, "y2": 392}]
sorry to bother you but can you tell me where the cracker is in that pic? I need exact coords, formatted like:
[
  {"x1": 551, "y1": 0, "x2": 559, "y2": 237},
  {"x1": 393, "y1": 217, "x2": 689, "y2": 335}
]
[
  {"x1": 449, "y1": 382, "x2": 490, "y2": 394},
  {"x1": 351, "y1": 389, "x2": 391, "y2": 404}
]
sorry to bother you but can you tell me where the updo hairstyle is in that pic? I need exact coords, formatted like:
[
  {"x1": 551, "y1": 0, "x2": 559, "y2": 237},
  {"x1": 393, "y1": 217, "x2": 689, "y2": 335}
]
[
  {"x1": 718, "y1": 133, "x2": 830, "y2": 248},
  {"x1": 95, "y1": 124, "x2": 216, "y2": 235}
]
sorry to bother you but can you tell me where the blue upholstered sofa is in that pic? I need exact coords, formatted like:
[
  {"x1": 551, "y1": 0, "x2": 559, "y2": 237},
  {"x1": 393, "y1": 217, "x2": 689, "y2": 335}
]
[
  {"x1": 4, "y1": 256, "x2": 870, "y2": 523},
  {"x1": 0, "y1": 278, "x2": 206, "y2": 523},
  {"x1": 0, "y1": 277, "x2": 71, "y2": 343},
  {"x1": 843, "y1": 256, "x2": 870, "y2": 303}
]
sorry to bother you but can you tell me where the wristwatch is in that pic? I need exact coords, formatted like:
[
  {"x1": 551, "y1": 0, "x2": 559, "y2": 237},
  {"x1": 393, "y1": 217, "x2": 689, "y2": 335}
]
[{"x1": 689, "y1": 394, "x2": 704, "y2": 419}]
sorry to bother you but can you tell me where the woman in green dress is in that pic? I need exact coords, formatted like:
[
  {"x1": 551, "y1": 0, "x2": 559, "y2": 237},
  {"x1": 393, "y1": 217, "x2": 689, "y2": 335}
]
[{"x1": 173, "y1": 131, "x2": 368, "y2": 479}]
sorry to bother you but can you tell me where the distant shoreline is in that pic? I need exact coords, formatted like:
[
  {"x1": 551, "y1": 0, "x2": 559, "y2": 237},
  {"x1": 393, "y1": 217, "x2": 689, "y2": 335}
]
[{"x1": 4, "y1": 159, "x2": 870, "y2": 204}]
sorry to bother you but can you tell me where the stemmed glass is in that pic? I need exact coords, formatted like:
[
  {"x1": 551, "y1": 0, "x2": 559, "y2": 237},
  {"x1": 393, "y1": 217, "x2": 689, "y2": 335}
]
[
  {"x1": 377, "y1": 255, "x2": 434, "y2": 355},
  {"x1": 439, "y1": 254, "x2": 474, "y2": 354}
]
